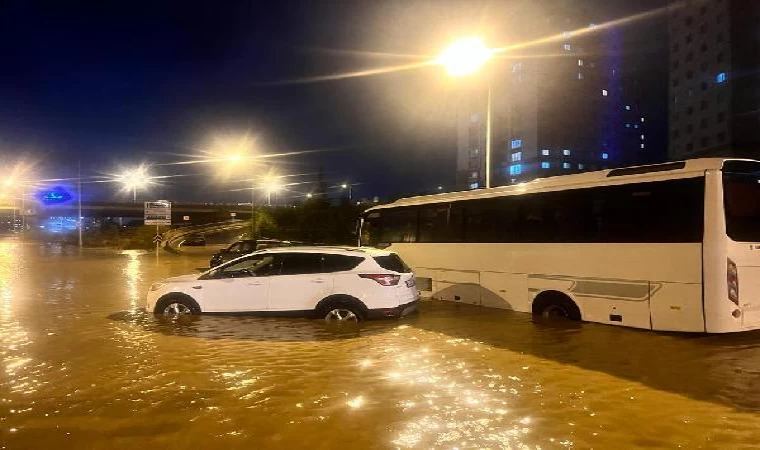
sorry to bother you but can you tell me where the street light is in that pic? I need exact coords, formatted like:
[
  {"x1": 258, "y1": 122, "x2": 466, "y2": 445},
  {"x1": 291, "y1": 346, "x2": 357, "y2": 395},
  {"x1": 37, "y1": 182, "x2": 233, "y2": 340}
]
[
  {"x1": 437, "y1": 37, "x2": 495, "y2": 188},
  {"x1": 341, "y1": 183, "x2": 353, "y2": 200},
  {"x1": 118, "y1": 165, "x2": 152, "y2": 202},
  {"x1": 261, "y1": 174, "x2": 282, "y2": 206}
]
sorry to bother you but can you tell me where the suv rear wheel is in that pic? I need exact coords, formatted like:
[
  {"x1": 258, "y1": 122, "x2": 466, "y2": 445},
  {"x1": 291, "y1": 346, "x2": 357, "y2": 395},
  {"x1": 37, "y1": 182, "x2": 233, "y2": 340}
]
[{"x1": 318, "y1": 296, "x2": 365, "y2": 323}]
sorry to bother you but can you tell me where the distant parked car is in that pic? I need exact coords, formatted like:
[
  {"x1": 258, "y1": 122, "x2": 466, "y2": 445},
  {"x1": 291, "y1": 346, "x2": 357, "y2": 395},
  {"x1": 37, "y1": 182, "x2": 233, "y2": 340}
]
[
  {"x1": 147, "y1": 247, "x2": 419, "y2": 321},
  {"x1": 181, "y1": 235, "x2": 206, "y2": 246},
  {"x1": 209, "y1": 239, "x2": 292, "y2": 267}
]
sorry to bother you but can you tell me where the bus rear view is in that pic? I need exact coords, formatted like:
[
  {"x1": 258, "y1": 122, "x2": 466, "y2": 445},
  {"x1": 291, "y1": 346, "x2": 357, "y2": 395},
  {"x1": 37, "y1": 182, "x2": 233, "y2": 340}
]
[{"x1": 706, "y1": 160, "x2": 760, "y2": 332}]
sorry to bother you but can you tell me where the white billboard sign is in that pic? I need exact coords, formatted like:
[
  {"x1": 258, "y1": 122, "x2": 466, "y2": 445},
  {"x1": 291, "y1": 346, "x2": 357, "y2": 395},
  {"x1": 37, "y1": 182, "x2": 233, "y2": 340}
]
[{"x1": 144, "y1": 200, "x2": 172, "y2": 226}]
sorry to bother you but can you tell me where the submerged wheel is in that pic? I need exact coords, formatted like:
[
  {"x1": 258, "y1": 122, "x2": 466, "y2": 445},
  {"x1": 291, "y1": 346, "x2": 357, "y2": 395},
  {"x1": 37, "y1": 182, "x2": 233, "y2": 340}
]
[
  {"x1": 324, "y1": 307, "x2": 361, "y2": 322},
  {"x1": 532, "y1": 291, "x2": 581, "y2": 321},
  {"x1": 155, "y1": 295, "x2": 201, "y2": 316},
  {"x1": 541, "y1": 303, "x2": 573, "y2": 319}
]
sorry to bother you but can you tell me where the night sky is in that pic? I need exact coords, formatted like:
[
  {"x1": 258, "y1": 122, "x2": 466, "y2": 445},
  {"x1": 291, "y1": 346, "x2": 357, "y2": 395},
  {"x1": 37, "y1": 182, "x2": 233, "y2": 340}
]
[{"x1": 0, "y1": 0, "x2": 667, "y2": 203}]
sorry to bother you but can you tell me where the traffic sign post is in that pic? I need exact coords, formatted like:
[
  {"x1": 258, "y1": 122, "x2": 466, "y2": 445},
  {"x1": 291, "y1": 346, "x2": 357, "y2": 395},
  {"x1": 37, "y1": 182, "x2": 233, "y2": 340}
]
[
  {"x1": 144, "y1": 200, "x2": 172, "y2": 226},
  {"x1": 145, "y1": 200, "x2": 171, "y2": 258}
]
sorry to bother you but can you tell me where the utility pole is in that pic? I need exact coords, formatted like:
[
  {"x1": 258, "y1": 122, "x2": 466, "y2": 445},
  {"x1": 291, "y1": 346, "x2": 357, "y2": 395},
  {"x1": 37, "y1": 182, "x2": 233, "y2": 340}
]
[{"x1": 78, "y1": 160, "x2": 83, "y2": 248}]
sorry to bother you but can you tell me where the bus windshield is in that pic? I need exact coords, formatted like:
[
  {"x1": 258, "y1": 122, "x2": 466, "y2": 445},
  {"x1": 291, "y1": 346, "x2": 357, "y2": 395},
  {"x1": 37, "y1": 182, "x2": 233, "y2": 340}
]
[{"x1": 724, "y1": 163, "x2": 760, "y2": 242}]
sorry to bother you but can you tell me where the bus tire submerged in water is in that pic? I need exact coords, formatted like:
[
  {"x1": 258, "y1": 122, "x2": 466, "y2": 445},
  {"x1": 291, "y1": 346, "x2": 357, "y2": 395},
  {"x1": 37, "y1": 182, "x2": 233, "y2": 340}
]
[
  {"x1": 532, "y1": 291, "x2": 582, "y2": 321},
  {"x1": 317, "y1": 295, "x2": 366, "y2": 322},
  {"x1": 155, "y1": 294, "x2": 201, "y2": 315}
]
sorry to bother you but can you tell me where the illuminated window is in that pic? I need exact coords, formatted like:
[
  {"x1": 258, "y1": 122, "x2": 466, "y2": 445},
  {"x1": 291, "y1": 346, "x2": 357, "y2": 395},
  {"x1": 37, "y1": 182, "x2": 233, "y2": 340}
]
[
  {"x1": 563, "y1": 44, "x2": 572, "y2": 51},
  {"x1": 563, "y1": 149, "x2": 571, "y2": 156},
  {"x1": 509, "y1": 164, "x2": 522, "y2": 176},
  {"x1": 602, "y1": 89, "x2": 608, "y2": 96},
  {"x1": 469, "y1": 182, "x2": 479, "y2": 189},
  {"x1": 602, "y1": 153, "x2": 609, "y2": 160},
  {"x1": 640, "y1": 134, "x2": 645, "y2": 140},
  {"x1": 716, "y1": 72, "x2": 727, "y2": 83},
  {"x1": 578, "y1": 59, "x2": 584, "y2": 66},
  {"x1": 563, "y1": 162, "x2": 571, "y2": 169},
  {"x1": 541, "y1": 149, "x2": 550, "y2": 156},
  {"x1": 541, "y1": 162, "x2": 550, "y2": 169},
  {"x1": 625, "y1": 105, "x2": 631, "y2": 110},
  {"x1": 578, "y1": 72, "x2": 584, "y2": 80},
  {"x1": 510, "y1": 139, "x2": 522, "y2": 149},
  {"x1": 641, "y1": 143, "x2": 645, "y2": 149},
  {"x1": 511, "y1": 152, "x2": 522, "y2": 162},
  {"x1": 641, "y1": 117, "x2": 645, "y2": 122},
  {"x1": 471, "y1": 171, "x2": 478, "y2": 178},
  {"x1": 578, "y1": 163, "x2": 584, "y2": 170}
]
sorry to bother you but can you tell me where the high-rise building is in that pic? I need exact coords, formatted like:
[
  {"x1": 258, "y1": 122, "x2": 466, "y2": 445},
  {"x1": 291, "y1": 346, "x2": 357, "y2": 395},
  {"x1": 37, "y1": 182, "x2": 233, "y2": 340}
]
[
  {"x1": 455, "y1": 3, "x2": 660, "y2": 190},
  {"x1": 668, "y1": 0, "x2": 760, "y2": 160}
]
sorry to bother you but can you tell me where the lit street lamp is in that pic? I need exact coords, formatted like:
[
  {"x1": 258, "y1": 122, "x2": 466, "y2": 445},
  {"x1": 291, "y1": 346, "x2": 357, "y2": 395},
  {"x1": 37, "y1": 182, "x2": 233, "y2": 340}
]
[
  {"x1": 341, "y1": 183, "x2": 353, "y2": 200},
  {"x1": 261, "y1": 174, "x2": 282, "y2": 206},
  {"x1": 118, "y1": 165, "x2": 152, "y2": 202},
  {"x1": 437, "y1": 37, "x2": 494, "y2": 188}
]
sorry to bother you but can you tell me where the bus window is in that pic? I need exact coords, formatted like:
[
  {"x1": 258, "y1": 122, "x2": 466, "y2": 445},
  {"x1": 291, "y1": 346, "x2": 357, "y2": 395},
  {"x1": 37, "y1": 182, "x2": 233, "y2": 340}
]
[
  {"x1": 418, "y1": 205, "x2": 450, "y2": 242},
  {"x1": 381, "y1": 208, "x2": 418, "y2": 243},
  {"x1": 724, "y1": 171, "x2": 760, "y2": 242},
  {"x1": 592, "y1": 178, "x2": 704, "y2": 243},
  {"x1": 361, "y1": 212, "x2": 382, "y2": 247}
]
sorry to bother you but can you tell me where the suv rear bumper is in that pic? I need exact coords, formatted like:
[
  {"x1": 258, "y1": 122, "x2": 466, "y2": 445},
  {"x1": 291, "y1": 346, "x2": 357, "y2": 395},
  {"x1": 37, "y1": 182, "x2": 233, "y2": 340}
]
[{"x1": 366, "y1": 299, "x2": 420, "y2": 320}]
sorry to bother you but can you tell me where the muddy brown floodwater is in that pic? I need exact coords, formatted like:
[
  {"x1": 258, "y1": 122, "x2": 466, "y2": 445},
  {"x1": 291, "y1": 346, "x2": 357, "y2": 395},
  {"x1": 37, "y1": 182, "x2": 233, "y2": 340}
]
[{"x1": 2, "y1": 239, "x2": 760, "y2": 449}]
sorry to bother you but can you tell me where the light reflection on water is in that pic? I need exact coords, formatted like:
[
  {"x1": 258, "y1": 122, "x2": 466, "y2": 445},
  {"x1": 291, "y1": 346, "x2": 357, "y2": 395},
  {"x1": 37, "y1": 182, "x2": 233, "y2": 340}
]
[{"x1": 2, "y1": 243, "x2": 760, "y2": 448}]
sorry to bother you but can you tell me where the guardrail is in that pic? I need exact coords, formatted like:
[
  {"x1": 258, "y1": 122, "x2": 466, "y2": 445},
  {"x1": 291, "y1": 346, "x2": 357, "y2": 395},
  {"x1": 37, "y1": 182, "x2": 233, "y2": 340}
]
[{"x1": 162, "y1": 220, "x2": 250, "y2": 253}]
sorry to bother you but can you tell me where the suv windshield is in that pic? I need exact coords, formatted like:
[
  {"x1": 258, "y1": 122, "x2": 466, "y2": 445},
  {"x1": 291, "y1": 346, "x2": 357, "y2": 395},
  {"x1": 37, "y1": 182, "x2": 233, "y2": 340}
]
[
  {"x1": 373, "y1": 254, "x2": 411, "y2": 273},
  {"x1": 723, "y1": 162, "x2": 760, "y2": 242}
]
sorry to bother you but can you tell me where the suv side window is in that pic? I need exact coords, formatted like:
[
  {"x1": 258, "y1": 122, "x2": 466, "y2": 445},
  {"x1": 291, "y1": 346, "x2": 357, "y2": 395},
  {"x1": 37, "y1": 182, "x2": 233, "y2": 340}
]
[
  {"x1": 240, "y1": 241, "x2": 255, "y2": 253},
  {"x1": 279, "y1": 253, "x2": 324, "y2": 275},
  {"x1": 227, "y1": 243, "x2": 242, "y2": 253},
  {"x1": 323, "y1": 254, "x2": 364, "y2": 272},
  {"x1": 207, "y1": 254, "x2": 277, "y2": 279}
]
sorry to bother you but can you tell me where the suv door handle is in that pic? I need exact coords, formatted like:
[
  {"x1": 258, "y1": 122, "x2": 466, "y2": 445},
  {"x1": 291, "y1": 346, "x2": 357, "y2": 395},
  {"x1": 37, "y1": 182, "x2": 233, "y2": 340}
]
[
  {"x1": 247, "y1": 281, "x2": 264, "y2": 286},
  {"x1": 310, "y1": 279, "x2": 326, "y2": 283}
]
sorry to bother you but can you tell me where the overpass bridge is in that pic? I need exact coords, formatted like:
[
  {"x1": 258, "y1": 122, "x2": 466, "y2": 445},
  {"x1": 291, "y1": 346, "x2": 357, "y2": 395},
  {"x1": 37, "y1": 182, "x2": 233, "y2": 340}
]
[{"x1": 0, "y1": 201, "x2": 258, "y2": 226}]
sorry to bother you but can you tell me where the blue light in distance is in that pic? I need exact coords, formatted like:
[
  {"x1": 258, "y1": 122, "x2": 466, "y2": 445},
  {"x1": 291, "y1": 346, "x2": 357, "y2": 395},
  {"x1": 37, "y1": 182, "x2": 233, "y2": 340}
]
[
  {"x1": 37, "y1": 186, "x2": 73, "y2": 205},
  {"x1": 716, "y1": 72, "x2": 727, "y2": 83}
]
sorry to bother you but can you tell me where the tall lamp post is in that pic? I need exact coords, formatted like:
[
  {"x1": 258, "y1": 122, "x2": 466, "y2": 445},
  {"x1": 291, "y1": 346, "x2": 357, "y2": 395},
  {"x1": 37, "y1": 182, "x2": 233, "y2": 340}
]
[
  {"x1": 341, "y1": 183, "x2": 353, "y2": 201},
  {"x1": 119, "y1": 166, "x2": 151, "y2": 203},
  {"x1": 437, "y1": 37, "x2": 494, "y2": 188}
]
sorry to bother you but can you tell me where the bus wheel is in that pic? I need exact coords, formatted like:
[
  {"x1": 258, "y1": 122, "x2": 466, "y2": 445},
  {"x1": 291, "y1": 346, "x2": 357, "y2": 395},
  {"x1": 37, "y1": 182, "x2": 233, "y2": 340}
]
[{"x1": 532, "y1": 291, "x2": 581, "y2": 321}]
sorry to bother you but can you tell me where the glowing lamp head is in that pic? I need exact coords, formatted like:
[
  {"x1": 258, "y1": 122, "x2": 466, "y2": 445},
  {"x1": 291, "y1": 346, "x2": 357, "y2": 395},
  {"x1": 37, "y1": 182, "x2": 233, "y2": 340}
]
[
  {"x1": 119, "y1": 166, "x2": 151, "y2": 191},
  {"x1": 437, "y1": 37, "x2": 493, "y2": 77}
]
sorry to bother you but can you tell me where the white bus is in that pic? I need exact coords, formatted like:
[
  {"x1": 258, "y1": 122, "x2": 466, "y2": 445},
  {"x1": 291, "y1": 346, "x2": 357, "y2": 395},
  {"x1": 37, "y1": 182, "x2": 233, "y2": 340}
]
[{"x1": 359, "y1": 158, "x2": 760, "y2": 333}]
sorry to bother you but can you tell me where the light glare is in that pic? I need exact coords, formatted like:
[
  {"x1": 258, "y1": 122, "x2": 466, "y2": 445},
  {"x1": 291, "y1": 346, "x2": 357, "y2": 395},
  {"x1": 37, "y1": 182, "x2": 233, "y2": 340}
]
[{"x1": 437, "y1": 37, "x2": 493, "y2": 77}]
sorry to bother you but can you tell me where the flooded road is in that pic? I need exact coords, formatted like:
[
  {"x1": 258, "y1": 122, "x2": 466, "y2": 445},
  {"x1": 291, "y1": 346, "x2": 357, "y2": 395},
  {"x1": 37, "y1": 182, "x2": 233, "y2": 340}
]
[{"x1": 2, "y1": 239, "x2": 760, "y2": 449}]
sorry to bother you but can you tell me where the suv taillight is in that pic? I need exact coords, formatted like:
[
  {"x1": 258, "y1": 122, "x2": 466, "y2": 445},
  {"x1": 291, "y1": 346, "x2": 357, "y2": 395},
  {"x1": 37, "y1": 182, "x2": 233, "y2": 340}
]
[
  {"x1": 359, "y1": 274, "x2": 401, "y2": 286},
  {"x1": 728, "y1": 258, "x2": 739, "y2": 305}
]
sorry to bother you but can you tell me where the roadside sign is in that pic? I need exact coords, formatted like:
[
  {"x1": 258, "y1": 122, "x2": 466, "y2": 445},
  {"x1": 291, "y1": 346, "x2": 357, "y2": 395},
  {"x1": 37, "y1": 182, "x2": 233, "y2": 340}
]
[
  {"x1": 183, "y1": 215, "x2": 190, "y2": 221},
  {"x1": 153, "y1": 234, "x2": 163, "y2": 244},
  {"x1": 144, "y1": 200, "x2": 171, "y2": 226},
  {"x1": 230, "y1": 212, "x2": 237, "y2": 218}
]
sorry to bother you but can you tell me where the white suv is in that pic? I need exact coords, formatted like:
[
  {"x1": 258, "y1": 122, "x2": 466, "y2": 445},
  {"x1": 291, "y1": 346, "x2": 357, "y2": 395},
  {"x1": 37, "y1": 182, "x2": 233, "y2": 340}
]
[{"x1": 146, "y1": 247, "x2": 419, "y2": 321}]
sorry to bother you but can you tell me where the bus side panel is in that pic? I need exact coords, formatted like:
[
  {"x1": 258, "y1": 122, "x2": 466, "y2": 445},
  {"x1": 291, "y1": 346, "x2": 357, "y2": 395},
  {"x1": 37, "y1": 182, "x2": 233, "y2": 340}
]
[
  {"x1": 649, "y1": 281, "x2": 705, "y2": 332},
  {"x1": 480, "y1": 272, "x2": 528, "y2": 310},
  {"x1": 432, "y1": 269, "x2": 480, "y2": 305}
]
